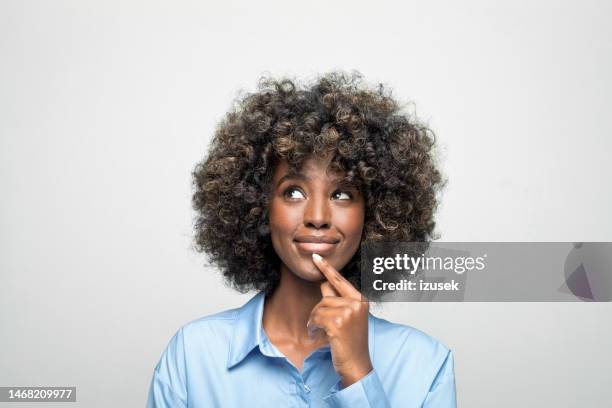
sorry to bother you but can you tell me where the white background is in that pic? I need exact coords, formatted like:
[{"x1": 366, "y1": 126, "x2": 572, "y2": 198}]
[{"x1": 1, "y1": 0, "x2": 611, "y2": 406}]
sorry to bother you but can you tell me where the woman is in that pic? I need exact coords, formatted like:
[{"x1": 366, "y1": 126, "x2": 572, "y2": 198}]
[{"x1": 147, "y1": 72, "x2": 456, "y2": 407}]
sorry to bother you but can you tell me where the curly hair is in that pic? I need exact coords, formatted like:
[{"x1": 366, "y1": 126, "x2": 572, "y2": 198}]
[{"x1": 192, "y1": 71, "x2": 444, "y2": 297}]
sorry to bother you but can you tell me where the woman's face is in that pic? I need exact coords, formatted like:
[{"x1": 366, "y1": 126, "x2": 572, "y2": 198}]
[{"x1": 268, "y1": 156, "x2": 365, "y2": 282}]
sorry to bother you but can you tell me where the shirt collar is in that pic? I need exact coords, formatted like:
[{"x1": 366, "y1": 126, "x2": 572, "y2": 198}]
[
  {"x1": 226, "y1": 290, "x2": 375, "y2": 369},
  {"x1": 227, "y1": 291, "x2": 266, "y2": 369}
]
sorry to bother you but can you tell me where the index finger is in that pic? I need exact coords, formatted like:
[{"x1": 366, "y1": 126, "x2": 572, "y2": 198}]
[
  {"x1": 312, "y1": 253, "x2": 362, "y2": 300},
  {"x1": 320, "y1": 281, "x2": 339, "y2": 297}
]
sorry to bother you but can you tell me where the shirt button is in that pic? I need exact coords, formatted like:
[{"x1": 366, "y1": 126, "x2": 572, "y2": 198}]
[{"x1": 303, "y1": 384, "x2": 311, "y2": 393}]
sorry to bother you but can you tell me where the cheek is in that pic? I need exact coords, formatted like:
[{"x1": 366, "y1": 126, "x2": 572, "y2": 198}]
[
  {"x1": 268, "y1": 215, "x2": 289, "y2": 261},
  {"x1": 268, "y1": 201, "x2": 299, "y2": 239},
  {"x1": 337, "y1": 207, "x2": 365, "y2": 237}
]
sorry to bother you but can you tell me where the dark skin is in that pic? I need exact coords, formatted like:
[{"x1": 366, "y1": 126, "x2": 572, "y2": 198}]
[{"x1": 263, "y1": 155, "x2": 373, "y2": 388}]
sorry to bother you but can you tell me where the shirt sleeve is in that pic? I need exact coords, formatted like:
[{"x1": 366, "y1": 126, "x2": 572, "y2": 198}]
[
  {"x1": 146, "y1": 328, "x2": 188, "y2": 408},
  {"x1": 422, "y1": 349, "x2": 457, "y2": 407},
  {"x1": 146, "y1": 371, "x2": 187, "y2": 408},
  {"x1": 322, "y1": 369, "x2": 391, "y2": 408}
]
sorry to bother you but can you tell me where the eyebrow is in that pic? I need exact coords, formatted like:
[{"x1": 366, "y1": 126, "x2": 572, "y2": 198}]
[
  {"x1": 275, "y1": 173, "x2": 309, "y2": 189},
  {"x1": 274, "y1": 172, "x2": 356, "y2": 190}
]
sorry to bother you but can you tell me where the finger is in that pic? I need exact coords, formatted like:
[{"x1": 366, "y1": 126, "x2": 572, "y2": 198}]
[
  {"x1": 321, "y1": 281, "x2": 340, "y2": 297},
  {"x1": 309, "y1": 295, "x2": 353, "y2": 334},
  {"x1": 306, "y1": 323, "x2": 327, "y2": 342},
  {"x1": 312, "y1": 253, "x2": 362, "y2": 300},
  {"x1": 308, "y1": 306, "x2": 347, "y2": 336},
  {"x1": 317, "y1": 293, "x2": 349, "y2": 308},
  {"x1": 306, "y1": 319, "x2": 326, "y2": 339},
  {"x1": 306, "y1": 306, "x2": 331, "y2": 340},
  {"x1": 309, "y1": 297, "x2": 352, "y2": 326}
]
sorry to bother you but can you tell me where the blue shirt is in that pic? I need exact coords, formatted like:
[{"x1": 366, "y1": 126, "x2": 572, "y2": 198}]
[{"x1": 147, "y1": 291, "x2": 456, "y2": 407}]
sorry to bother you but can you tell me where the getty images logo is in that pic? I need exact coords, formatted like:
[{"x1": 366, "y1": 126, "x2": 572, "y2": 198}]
[{"x1": 560, "y1": 243, "x2": 612, "y2": 301}]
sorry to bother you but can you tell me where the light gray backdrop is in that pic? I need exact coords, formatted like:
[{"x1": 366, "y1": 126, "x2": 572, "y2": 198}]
[{"x1": 1, "y1": 0, "x2": 610, "y2": 407}]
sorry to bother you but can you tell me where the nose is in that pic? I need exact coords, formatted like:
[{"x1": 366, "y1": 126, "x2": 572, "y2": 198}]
[{"x1": 303, "y1": 193, "x2": 331, "y2": 229}]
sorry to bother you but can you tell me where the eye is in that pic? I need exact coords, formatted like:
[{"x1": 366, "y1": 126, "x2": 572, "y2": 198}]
[
  {"x1": 283, "y1": 187, "x2": 305, "y2": 200},
  {"x1": 331, "y1": 190, "x2": 353, "y2": 200}
]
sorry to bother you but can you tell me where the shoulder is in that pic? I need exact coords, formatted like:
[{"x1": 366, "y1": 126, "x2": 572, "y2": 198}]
[
  {"x1": 161, "y1": 306, "x2": 247, "y2": 366},
  {"x1": 155, "y1": 305, "x2": 242, "y2": 363},
  {"x1": 367, "y1": 314, "x2": 457, "y2": 404},
  {"x1": 152, "y1": 306, "x2": 242, "y2": 380},
  {"x1": 179, "y1": 307, "x2": 240, "y2": 341},
  {"x1": 368, "y1": 313, "x2": 452, "y2": 378},
  {"x1": 147, "y1": 306, "x2": 245, "y2": 406},
  {"x1": 370, "y1": 313, "x2": 449, "y2": 352}
]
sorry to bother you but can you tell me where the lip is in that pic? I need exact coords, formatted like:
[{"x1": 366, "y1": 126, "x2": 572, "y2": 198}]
[
  {"x1": 293, "y1": 235, "x2": 340, "y2": 256},
  {"x1": 294, "y1": 235, "x2": 340, "y2": 244},
  {"x1": 294, "y1": 241, "x2": 338, "y2": 256}
]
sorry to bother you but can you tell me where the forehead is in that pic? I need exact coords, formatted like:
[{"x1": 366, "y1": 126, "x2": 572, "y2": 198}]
[{"x1": 272, "y1": 156, "x2": 344, "y2": 182}]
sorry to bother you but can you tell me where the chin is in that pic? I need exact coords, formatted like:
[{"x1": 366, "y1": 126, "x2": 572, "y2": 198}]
[{"x1": 289, "y1": 262, "x2": 326, "y2": 282}]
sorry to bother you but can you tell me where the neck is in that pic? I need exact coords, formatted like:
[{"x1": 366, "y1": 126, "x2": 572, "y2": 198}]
[{"x1": 263, "y1": 265, "x2": 324, "y2": 344}]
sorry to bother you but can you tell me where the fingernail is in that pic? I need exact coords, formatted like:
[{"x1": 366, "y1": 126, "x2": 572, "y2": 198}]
[
  {"x1": 306, "y1": 321, "x2": 317, "y2": 338},
  {"x1": 312, "y1": 253, "x2": 322, "y2": 262}
]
